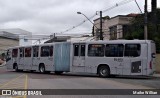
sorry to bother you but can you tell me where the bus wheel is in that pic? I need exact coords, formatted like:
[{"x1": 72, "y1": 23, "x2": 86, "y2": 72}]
[
  {"x1": 98, "y1": 66, "x2": 110, "y2": 78},
  {"x1": 39, "y1": 65, "x2": 45, "y2": 73},
  {"x1": 15, "y1": 65, "x2": 19, "y2": 72},
  {"x1": 55, "y1": 71, "x2": 63, "y2": 75}
]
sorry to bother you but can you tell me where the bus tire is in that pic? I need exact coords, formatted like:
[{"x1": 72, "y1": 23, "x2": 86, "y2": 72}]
[
  {"x1": 14, "y1": 64, "x2": 19, "y2": 72},
  {"x1": 39, "y1": 64, "x2": 45, "y2": 73},
  {"x1": 98, "y1": 66, "x2": 110, "y2": 78},
  {"x1": 55, "y1": 71, "x2": 63, "y2": 75},
  {"x1": 13, "y1": 63, "x2": 19, "y2": 72}
]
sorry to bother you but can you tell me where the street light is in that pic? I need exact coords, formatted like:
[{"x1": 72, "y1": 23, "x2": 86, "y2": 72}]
[
  {"x1": 77, "y1": 12, "x2": 99, "y2": 29},
  {"x1": 77, "y1": 11, "x2": 103, "y2": 40}
]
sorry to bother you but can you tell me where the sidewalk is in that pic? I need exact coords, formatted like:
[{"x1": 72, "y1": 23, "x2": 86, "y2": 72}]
[{"x1": 153, "y1": 73, "x2": 160, "y2": 78}]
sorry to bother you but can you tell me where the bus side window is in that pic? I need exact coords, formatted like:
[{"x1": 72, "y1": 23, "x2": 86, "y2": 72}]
[
  {"x1": 41, "y1": 46, "x2": 49, "y2": 57},
  {"x1": 125, "y1": 44, "x2": 141, "y2": 57},
  {"x1": 80, "y1": 45, "x2": 85, "y2": 56},
  {"x1": 74, "y1": 45, "x2": 79, "y2": 56},
  {"x1": 88, "y1": 44, "x2": 104, "y2": 57},
  {"x1": 12, "y1": 49, "x2": 18, "y2": 57},
  {"x1": 50, "y1": 46, "x2": 53, "y2": 57},
  {"x1": 33, "y1": 46, "x2": 39, "y2": 57},
  {"x1": 105, "y1": 44, "x2": 124, "y2": 57},
  {"x1": 19, "y1": 48, "x2": 24, "y2": 57},
  {"x1": 7, "y1": 50, "x2": 11, "y2": 58},
  {"x1": 25, "y1": 47, "x2": 31, "y2": 57},
  {"x1": 6, "y1": 50, "x2": 11, "y2": 61}
]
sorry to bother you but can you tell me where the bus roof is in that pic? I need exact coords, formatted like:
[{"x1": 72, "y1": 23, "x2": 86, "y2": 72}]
[
  {"x1": 71, "y1": 40, "x2": 153, "y2": 44},
  {"x1": 7, "y1": 40, "x2": 154, "y2": 50}
]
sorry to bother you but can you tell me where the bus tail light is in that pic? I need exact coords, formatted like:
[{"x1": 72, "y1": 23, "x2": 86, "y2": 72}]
[{"x1": 149, "y1": 61, "x2": 152, "y2": 69}]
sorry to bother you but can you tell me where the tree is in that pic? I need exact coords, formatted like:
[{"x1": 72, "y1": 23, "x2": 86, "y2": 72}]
[{"x1": 124, "y1": 9, "x2": 160, "y2": 53}]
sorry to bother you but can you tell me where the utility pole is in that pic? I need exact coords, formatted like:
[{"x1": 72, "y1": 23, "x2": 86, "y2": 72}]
[
  {"x1": 144, "y1": 0, "x2": 148, "y2": 40},
  {"x1": 100, "y1": 11, "x2": 103, "y2": 40},
  {"x1": 152, "y1": 0, "x2": 157, "y2": 35},
  {"x1": 92, "y1": 26, "x2": 94, "y2": 36}
]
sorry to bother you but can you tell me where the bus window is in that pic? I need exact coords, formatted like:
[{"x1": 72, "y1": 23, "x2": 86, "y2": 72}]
[
  {"x1": 125, "y1": 44, "x2": 141, "y2": 57},
  {"x1": 41, "y1": 46, "x2": 49, "y2": 57},
  {"x1": 25, "y1": 47, "x2": 31, "y2": 57},
  {"x1": 88, "y1": 44, "x2": 104, "y2": 57},
  {"x1": 6, "y1": 50, "x2": 11, "y2": 62},
  {"x1": 50, "y1": 46, "x2": 53, "y2": 57},
  {"x1": 12, "y1": 49, "x2": 18, "y2": 57},
  {"x1": 105, "y1": 44, "x2": 124, "y2": 57},
  {"x1": 19, "y1": 48, "x2": 24, "y2": 57},
  {"x1": 74, "y1": 45, "x2": 79, "y2": 56},
  {"x1": 7, "y1": 50, "x2": 11, "y2": 58},
  {"x1": 33, "y1": 46, "x2": 39, "y2": 57},
  {"x1": 80, "y1": 45, "x2": 85, "y2": 56}
]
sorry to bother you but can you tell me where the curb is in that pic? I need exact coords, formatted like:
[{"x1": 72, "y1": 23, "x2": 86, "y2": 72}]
[{"x1": 153, "y1": 74, "x2": 160, "y2": 78}]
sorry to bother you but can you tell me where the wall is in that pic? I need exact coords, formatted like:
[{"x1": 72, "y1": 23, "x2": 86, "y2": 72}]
[
  {"x1": 0, "y1": 37, "x2": 19, "y2": 52},
  {"x1": 93, "y1": 16, "x2": 133, "y2": 40},
  {"x1": 156, "y1": 54, "x2": 160, "y2": 73}
]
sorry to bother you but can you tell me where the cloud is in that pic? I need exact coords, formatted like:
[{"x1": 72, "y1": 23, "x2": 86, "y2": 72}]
[{"x1": 0, "y1": 0, "x2": 159, "y2": 35}]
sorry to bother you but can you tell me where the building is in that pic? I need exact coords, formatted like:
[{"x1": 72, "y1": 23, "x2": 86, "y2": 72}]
[
  {"x1": 93, "y1": 14, "x2": 138, "y2": 40},
  {"x1": 0, "y1": 28, "x2": 32, "y2": 53}
]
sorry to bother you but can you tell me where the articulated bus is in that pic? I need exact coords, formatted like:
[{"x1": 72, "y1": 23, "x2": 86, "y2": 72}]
[{"x1": 6, "y1": 40, "x2": 156, "y2": 77}]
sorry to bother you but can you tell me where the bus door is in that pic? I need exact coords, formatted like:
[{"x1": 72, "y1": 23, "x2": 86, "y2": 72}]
[
  {"x1": 19, "y1": 48, "x2": 24, "y2": 69},
  {"x1": 40, "y1": 46, "x2": 53, "y2": 71},
  {"x1": 6, "y1": 49, "x2": 12, "y2": 69},
  {"x1": 73, "y1": 43, "x2": 86, "y2": 67},
  {"x1": 12, "y1": 48, "x2": 19, "y2": 68},
  {"x1": 24, "y1": 47, "x2": 32, "y2": 70},
  {"x1": 123, "y1": 44, "x2": 142, "y2": 75},
  {"x1": 32, "y1": 46, "x2": 40, "y2": 71}
]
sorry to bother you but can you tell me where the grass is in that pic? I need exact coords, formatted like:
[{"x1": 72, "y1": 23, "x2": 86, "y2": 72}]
[{"x1": 156, "y1": 54, "x2": 160, "y2": 73}]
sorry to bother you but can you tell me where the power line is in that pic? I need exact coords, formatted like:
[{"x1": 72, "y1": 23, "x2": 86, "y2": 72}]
[
  {"x1": 59, "y1": 13, "x2": 96, "y2": 34},
  {"x1": 134, "y1": 0, "x2": 143, "y2": 13},
  {"x1": 2, "y1": 0, "x2": 138, "y2": 43},
  {"x1": 58, "y1": 0, "x2": 135, "y2": 34}
]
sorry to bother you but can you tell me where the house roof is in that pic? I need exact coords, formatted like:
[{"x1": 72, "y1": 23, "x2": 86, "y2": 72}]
[
  {"x1": 0, "y1": 28, "x2": 32, "y2": 40},
  {"x1": 0, "y1": 28, "x2": 32, "y2": 35},
  {"x1": 94, "y1": 13, "x2": 139, "y2": 22}
]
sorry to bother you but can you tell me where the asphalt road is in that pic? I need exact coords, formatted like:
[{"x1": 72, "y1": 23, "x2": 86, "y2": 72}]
[{"x1": 0, "y1": 66, "x2": 160, "y2": 98}]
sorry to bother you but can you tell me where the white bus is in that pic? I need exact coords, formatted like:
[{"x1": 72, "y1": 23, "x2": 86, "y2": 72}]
[{"x1": 6, "y1": 40, "x2": 156, "y2": 77}]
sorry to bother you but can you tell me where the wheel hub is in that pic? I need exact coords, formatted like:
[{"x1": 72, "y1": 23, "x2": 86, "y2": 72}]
[
  {"x1": 40, "y1": 67, "x2": 44, "y2": 72},
  {"x1": 102, "y1": 69, "x2": 107, "y2": 74}
]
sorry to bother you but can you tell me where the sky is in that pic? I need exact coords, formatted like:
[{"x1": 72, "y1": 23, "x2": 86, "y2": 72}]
[{"x1": 0, "y1": 0, "x2": 159, "y2": 35}]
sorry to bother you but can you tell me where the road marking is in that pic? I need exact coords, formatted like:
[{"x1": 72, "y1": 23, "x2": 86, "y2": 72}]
[
  {"x1": 24, "y1": 75, "x2": 28, "y2": 98},
  {"x1": 3, "y1": 85, "x2": 24, "y2": 89},
  {"x1": 0, "y1": 74, "x2": 28, "y2": 98},
  {"x1": 0, "y1": 74, "x2": 25, "y2": 88},
  {"x1": 13, "y1": 96, "x2": 24, "y2": 98}
]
